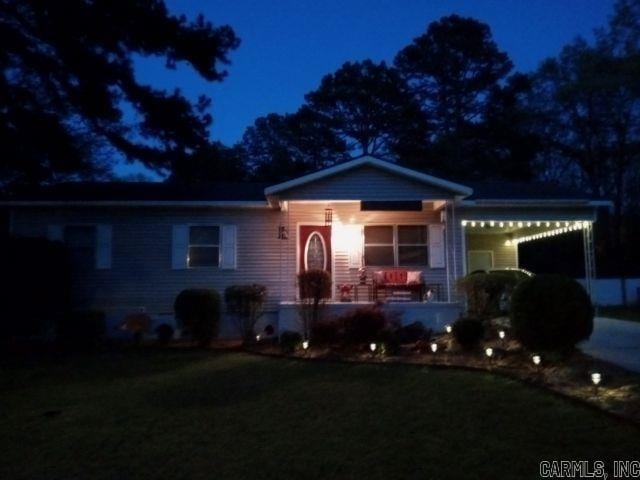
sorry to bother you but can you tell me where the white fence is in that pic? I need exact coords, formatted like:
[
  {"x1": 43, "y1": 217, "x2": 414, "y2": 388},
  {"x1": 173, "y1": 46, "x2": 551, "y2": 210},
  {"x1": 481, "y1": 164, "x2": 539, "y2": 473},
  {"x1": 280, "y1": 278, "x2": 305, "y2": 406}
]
[{"x1": 577, "y1": 278, "x2": 640, "y2": 306}]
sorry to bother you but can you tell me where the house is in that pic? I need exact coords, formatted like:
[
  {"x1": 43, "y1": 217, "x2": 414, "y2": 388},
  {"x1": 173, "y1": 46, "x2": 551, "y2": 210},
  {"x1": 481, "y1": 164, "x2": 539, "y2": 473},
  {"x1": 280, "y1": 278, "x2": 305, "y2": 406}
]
[{"x1": 3, "y1": 156, "x2": 608, "y2": 336}]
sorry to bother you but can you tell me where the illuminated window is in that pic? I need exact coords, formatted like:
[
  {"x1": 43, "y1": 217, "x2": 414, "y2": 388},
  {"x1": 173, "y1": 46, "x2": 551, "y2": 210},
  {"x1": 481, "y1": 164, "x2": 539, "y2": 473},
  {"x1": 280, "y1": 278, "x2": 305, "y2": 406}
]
[
  {"x1": 188, "y1": 226, "x2": 220, "y2": 267},
  {"x1": 364, "y1": 225, "x2": 429, "y2": 266}
]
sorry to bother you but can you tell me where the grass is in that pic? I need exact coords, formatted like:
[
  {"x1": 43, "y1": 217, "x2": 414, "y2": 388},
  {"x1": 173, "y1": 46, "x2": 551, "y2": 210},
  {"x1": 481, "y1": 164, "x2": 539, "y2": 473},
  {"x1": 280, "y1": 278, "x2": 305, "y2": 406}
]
[
  {"x1": 600, "y1": 305, "x2": 640, "y2": 322},
  {"x1": 1, "y1": 350, "x2": 639, "y2": 480}
]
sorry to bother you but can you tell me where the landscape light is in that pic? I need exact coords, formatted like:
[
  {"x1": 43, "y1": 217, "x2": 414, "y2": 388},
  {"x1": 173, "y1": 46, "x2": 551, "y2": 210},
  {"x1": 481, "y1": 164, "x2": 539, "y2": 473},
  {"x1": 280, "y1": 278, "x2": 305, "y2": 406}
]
[
  {"x1": 370, "y1": 343, "x2": 377, "y2": 352},
  {"x1": 445, "y1": 325, "x2": 452, "y2": 334},
  {"x1": 302, "y1": 340, "x2": 309, "y2": 350},
  {"x1": 591, "y1": 372, "x2": 601, "y2": 385},
  {"x1": 532, "y1": 355, "x2": 541, "y2": 366},
  {"x1": 485, "y1": 347, "x2": 493, "y2": 358},
  {"x1": 498, "y1": 330, "x2": 505, "y2": 340},
  {"x1": 256, "y1": 334, "x2": 261, "y2": 342},
  {"x1": 430, "y1": 342, "x2": 438, "y2": 353}
]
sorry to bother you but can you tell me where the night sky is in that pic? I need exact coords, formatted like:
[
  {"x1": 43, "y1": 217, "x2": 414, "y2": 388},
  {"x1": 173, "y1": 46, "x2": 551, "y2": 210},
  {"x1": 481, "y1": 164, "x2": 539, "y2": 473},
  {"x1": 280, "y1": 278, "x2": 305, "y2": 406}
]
[{"x1": 127, "y1": 0, "x2": 616, "y2": 177}]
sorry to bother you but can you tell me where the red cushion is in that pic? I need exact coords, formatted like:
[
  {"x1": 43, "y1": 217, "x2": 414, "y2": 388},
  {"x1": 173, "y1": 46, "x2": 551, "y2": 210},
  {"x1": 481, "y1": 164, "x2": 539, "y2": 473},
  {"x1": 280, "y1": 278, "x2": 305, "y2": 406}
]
[{"x1": 384, "y1": 270, "x2": 407, "y2": 284}]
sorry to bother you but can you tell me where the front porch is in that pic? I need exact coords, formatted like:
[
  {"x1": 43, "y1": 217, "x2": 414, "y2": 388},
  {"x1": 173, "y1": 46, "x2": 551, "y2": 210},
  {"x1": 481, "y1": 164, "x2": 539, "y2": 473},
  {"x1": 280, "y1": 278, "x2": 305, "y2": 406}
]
[{"x1": 277, "y1": 300, "x2": 462, "y2": 333}]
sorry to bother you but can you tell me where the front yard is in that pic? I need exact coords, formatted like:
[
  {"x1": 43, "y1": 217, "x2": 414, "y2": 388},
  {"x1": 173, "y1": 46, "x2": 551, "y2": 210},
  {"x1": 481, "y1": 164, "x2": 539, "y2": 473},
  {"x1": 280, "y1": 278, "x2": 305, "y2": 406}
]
[{"x1": 1, "y1": 350, "x2": 639, "y2": 479}]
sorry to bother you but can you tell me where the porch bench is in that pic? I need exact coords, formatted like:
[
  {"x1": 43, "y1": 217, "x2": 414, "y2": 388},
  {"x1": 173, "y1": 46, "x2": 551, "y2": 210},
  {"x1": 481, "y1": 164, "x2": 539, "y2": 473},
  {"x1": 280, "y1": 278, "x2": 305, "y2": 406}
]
[{"x1": 372, "y1": 270, "x2": 426, "y2": 302}]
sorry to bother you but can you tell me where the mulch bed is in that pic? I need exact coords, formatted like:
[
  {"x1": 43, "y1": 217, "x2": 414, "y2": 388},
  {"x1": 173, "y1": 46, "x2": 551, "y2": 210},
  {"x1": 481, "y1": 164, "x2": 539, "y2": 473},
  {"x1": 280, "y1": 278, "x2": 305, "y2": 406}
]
[{"x1": 246, "y1": 333, "x2": 640, "y2": 426}]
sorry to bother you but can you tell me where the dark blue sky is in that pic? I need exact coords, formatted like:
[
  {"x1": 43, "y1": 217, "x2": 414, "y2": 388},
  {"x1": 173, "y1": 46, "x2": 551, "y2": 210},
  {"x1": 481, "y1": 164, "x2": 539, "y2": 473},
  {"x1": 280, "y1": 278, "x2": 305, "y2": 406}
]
[{"x1": 128, "y1": 0, "x2": 615, "y2": 177}]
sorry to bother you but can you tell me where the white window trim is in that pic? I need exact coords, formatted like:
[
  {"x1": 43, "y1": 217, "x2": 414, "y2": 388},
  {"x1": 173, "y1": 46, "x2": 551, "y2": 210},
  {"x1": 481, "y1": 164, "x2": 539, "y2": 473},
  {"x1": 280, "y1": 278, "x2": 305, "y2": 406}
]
[
  {"x1": 187, "y1": 224, "x2": 222, "y2": 269},
  {"x1": 467, "y1": 250, "x2": 494, "y2": 273},
  {"x1": 364, "y1": 224, "x2": 430, "y2": 267}
]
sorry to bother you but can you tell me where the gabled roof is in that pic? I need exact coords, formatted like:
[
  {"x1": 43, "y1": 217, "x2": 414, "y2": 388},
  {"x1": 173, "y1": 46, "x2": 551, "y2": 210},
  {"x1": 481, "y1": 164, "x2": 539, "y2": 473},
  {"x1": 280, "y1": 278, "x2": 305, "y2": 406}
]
[{"x1": 264, "y1": 156, "x2": 474, "y2": 197}]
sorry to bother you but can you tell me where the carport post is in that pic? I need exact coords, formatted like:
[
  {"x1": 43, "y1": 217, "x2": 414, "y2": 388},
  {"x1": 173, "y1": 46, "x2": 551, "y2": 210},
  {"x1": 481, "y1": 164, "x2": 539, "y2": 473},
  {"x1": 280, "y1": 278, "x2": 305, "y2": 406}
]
[{"x1": 582, "y1": 222, "x2": 597, "y2": 305}]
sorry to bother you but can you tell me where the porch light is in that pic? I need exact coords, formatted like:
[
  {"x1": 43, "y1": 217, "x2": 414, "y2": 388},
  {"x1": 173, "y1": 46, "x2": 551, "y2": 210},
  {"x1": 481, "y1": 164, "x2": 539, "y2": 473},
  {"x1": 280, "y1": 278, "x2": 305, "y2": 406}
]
[
  {"x1": 324, "y1": 208, "x2": 333, "y2": 226},
  {"x1": 430, "y1": 342, "x2": 438, "y2": 353},
  {"x1": 485, "y1": 347, "x2": 493, "y2": 358},
  {"x1": 445, "y1": 325, "x2": 452, "y2": 333},
  {"x1": 302, "y1": 340, "x2": 309, "y2": 350},
  {"x1": 532, "y1": 355, "x2": 541, "y2": 366},
  {"x1": 591, "y1": 372, "x2": 602, "y2": 394},
  {"x1": 498, "y1": 330, "x2": 505, "y2": 340},
  {"x1": 369, "y1": 343, "x2": 377, "y2": 352},
  {"x1": 256, "y1": 334, "x2": 261, "y2": 342}
]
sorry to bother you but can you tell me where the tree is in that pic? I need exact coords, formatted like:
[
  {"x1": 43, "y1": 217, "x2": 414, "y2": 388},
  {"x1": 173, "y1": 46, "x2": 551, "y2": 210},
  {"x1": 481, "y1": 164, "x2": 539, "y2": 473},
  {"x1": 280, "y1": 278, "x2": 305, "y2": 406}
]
[
  {"x1": 394, "y1": 15, "x2": 513, "y2": 175},
  {"x1": 169, "y1": 142, "x2": 247, "y2": 184},
  {"x1": 0, "y1": 0, "x2": 239, "y2": 190},
  {"x1": 304, "y1": 60, "x2": 426, "y2": 158},
  {"x1": 529, "y1": 0, "x2": 640, "y2": 298},
  {"x1": 239, "y1": 108, "x2": 348, "y2": 183}
]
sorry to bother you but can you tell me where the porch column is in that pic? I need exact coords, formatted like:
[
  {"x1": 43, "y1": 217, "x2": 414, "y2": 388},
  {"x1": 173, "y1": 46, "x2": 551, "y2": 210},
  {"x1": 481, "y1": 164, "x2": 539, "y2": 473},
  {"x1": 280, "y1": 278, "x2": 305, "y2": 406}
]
[{"x1": 582, "y1": 222, "x2": 597, "y2": 303}]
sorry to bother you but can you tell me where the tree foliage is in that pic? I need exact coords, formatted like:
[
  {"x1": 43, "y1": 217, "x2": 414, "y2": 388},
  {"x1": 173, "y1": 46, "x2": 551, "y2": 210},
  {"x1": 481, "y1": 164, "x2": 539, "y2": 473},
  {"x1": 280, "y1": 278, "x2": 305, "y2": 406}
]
[
  {"x1": 305, "y1": 60, "x2": 426, "y2": 158},
  {"x1": 0, "y1": 0, "x2": 239, "y2": 189}
]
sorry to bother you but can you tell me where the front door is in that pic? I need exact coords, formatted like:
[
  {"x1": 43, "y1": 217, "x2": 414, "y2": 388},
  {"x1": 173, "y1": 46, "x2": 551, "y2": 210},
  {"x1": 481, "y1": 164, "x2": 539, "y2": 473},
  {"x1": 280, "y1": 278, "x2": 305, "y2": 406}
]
[{"x1": 299, "y1": 225, "x2": 332, "y2": 273}]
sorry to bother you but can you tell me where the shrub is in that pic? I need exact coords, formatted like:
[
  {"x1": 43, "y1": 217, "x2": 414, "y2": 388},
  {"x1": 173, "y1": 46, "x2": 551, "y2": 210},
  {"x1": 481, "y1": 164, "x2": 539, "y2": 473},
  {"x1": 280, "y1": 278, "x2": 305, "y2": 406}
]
[
  {"x1": 510, "y1": 274, "x2": 594, "y2": 353},
  {"x1": 120, "y1": 312, "x2": 152, "y2": 346},
  {"x1": 0, "y1": 237, "x2": 71, "y2": 342},
  {"x1": 341, "y1": 306, "x2": 389, "y2": 344},
  {"x1": 395, "y1": 321, "x2": 431, "y2": 344},
  {"x1": 224, "y1": 284, "x2": 267, "y2": 342},
  {"x1": 452, "y1": 318, "x2": 485, "y2": 349},
  {"x1": 297, "y1": 269, "x2": 332, "y2": 338},
  {"x1": 280, "y1": 330, "x2": 302, "y2": 353},
  {"x1": 174, "y1": 289, "x2": 221, "y2": 346},
  {"x1": 57, "y1": 310, "x2": 106, "y2": 350},
  {"x1": 155, "y1": 324, "x2": 174, "y2": 345},
  {"x1": 311, "y1": 320, "x2": 341, "y2": 344},
  {"x1": 456, "y1": 271, "x2": 522, "y2": 319}
]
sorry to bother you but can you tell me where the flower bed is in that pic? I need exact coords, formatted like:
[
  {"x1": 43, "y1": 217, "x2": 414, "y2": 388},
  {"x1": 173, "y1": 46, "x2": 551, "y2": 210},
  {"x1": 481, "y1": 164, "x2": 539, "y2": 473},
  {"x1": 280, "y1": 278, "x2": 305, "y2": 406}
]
[{"x1": 248, "y1": 331, "x2": 640, "y2": 425}]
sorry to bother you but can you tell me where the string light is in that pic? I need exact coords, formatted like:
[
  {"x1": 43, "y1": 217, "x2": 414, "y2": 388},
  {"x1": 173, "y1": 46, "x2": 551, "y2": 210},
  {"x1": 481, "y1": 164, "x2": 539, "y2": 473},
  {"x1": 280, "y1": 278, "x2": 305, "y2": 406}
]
[{"x1": 459, "y1": 219, "x2": 592, "y2": 246}]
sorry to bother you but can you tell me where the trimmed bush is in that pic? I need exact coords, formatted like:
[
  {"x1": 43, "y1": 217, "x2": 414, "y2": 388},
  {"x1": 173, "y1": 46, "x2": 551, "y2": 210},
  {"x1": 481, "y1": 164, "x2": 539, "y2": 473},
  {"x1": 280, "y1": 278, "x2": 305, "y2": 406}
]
[
  {"x1": 297, "y1": 269, "x2": 332, "y2": 338},
  {"x1": 280, "y1": 330, "x2": 302, "y2": 353},
  {"x1": 224, "y1": 284, "x2": 267, "y2": 342},
  {"x1": 57, "y1": 310, "x2": 106, "y2": 350},
  {"x1": 311, "y1": 320, "x2": 341, "y2": 344},
  {"x1": 395, "y1": 321, "x2": 431, "y2": 344},
  {"x1": 452, "y1": 318, "x2": 485, "y2": 349},
  {"x1": 174, "y1": 289, "x2": 221, "y2": 346},
  {"x1": 510, "y1": 274, "x2": 594, "y2": 353},
  {"x1": 155, "y1": 324, "x2": 174, "y2": 345},
  {"x1": 456, "y1": 271, "x2": 522, "y2": 319},
  {"x1": 341, "y1": 306, "x2": 389, "y2": 344}
]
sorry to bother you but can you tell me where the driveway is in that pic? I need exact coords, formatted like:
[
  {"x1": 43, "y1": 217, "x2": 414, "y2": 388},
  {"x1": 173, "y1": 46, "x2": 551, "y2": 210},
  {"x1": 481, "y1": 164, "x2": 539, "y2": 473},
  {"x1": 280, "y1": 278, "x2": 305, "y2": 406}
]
[{"x1": 580, "y1": 316, "x2": 640, "y2": 373}]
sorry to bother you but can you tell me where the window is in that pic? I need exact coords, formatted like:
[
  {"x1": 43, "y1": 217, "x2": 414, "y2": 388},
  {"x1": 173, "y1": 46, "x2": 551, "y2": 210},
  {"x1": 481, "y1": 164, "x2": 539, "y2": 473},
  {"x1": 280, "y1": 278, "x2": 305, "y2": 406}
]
[
  {"x1": 398, "y1": 225, "x2": 429, "y2": 266},
  {"x1": 364, "y1": 225, "x2": 429, "y2": 266},
  {"x1": 364, "y1": 226, "x2": 394, "y2": 266},
  {"x1": 65, "y1": 226, "x2": 96, "y2": 270},
  {"x1": 188, "y1": 226, "x2": 220, "y2": 267}
]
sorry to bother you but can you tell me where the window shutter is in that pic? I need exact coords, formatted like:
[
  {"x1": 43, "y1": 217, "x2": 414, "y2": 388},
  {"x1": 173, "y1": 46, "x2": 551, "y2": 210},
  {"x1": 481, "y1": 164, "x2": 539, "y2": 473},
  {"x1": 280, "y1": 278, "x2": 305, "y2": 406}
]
[
  {"x1": 428, "y1": 224, "x2": 446, "y2": 268},
  {"x1": 220, "y1": 225, "x2": 237, "y2": 270},
  {"x1": 47, "y1": 225, "x2": 64, "y2": 242},
  {"x1": 347, "y1": 225, "x2": 363, "y2": 269},
  {"x1": 172, "y1": 225, "x2": 189, "y2": 269},
  {"x1": 96, "y1": 225, "x2": 112, "y2": 269}
]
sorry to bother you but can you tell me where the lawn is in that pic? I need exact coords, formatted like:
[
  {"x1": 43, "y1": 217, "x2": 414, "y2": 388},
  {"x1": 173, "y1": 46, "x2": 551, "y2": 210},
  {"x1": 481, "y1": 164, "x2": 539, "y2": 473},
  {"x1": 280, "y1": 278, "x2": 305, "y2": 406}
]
[
  {"x1": 600, "y1": 305, "x2": 640, "y2": 322},
  {"x1": 1, "y1": 350, "x2": 639, "y2": 480}
]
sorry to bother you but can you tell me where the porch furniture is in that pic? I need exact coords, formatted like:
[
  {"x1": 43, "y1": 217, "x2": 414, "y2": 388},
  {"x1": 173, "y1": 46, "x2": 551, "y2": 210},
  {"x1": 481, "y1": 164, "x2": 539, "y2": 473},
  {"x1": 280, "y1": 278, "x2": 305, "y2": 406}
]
[
  {"x1": 372, "y1": 270, "x2": 426, "y2": 302},
  {"x1": 353, "y1": 283, "x2": 373, "y2": 302}
]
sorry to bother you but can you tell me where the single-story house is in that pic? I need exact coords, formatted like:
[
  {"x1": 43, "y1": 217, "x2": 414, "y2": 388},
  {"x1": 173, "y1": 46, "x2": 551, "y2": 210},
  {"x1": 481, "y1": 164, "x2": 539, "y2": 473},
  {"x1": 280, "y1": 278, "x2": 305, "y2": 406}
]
[{"x1": 2, "y1": 156, "x2": 608, "y2": 336}]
